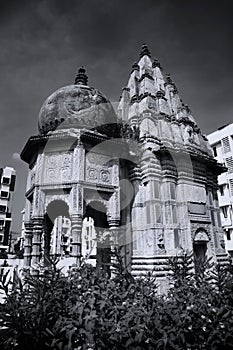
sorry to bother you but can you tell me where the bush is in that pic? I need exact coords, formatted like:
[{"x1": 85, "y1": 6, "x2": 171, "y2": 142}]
[{"x1": 0, "y1": 252, "x2": 233, "y2": 350}]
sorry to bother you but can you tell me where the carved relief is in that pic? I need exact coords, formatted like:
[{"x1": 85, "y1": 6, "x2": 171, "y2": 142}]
[
  {"x1": 43, "y1": 152, "x2": 72, "y2": 183},
  {"x1": 45, "y1": 194, "x2": 70, "y2": 212},
  {"x1": 85, "y1": 152, "x2": 113, "y2": 185}
]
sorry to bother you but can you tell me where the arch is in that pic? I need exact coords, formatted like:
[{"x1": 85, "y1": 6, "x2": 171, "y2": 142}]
[
  {"x1": 43, "y1": 200, "x2": 70, "y2": 265},
  {"x1": 83, "y1": 200, "x2": 111, "y2": 274},
  {"x1": 45, "y1": 196, "x2": 70, "y2": 218},
  {"x1": 46, "y1": 199, "x2": 70, "y2": 223},
  {"x1": 193, "y1": 228, "x2": 209, "y2": 273},
  {"x1": 194, "y1": 228, "x2": 209, "y2": 243}
]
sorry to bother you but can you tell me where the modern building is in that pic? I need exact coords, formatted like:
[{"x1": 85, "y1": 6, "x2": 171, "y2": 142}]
[
  {"x1": 20, "y1": 45, "x2": 227, "y2": 290},
  {"x1": 207, "y1": 123, "x2": 233, "y2": 256},
  {"x1": 0, "y1": 167, "x2": 16, "y2": 253}
]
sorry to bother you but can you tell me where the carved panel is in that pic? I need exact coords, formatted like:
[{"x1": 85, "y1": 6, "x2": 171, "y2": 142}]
[
  {"x1": 43, "y1": 152, "x2": 72, "y2": 183},
  {"x1": 85, "y1": 152, "x2": 117, "y2": 185}
]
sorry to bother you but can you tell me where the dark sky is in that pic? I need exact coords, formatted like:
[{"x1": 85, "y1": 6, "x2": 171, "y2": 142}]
[{"x1": 0, "y1": 0, "x2": 232, "y2": 231}]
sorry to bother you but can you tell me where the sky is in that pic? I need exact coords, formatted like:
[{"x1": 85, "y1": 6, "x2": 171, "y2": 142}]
[{"x1": 0, "y1": 0, "x2": 233, "y2": 231}]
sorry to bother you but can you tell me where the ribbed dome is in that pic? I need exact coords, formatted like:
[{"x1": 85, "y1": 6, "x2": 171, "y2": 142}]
[{"x1": 38, "y1": 68, "x2": 118, "y2": 136}]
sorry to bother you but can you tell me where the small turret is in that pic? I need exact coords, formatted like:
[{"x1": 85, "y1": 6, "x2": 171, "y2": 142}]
[
  {"x1": 74, "y1": 67, "x2": 88, "y2": 85},
  {"x1": 140, "y1": 44, "x2": 151, "y2": 58}
]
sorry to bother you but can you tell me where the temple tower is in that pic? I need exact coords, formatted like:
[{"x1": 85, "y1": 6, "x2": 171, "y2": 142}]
[
  {"x1": 118, "y1": 45, "x2": 227, "y2": 288},
  {"x1": 21, "y1": 46, "x2": 228, "y2": 290}
]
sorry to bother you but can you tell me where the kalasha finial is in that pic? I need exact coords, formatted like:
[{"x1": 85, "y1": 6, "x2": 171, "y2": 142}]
[
  {"x1": 74, "y1": 67, "x2": 88, "y2": 85},
  {"x1": 140, "y1": 44, "x2": 151, "y2": 58}
]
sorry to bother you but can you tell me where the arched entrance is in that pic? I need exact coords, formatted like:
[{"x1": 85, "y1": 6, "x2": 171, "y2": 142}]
[
  {"x1": 193, "y1": 229, "x2": 209, "y2": 273},
  {"x1": 84, "y1": 201, "x2": 111, "y2": 274},
  {"x1": 44, "y1": 200, "x2": 70, "y2": 265}
]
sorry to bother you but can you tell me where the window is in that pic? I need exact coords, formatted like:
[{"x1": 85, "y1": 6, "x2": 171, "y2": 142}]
[
  {"x1": 146, "y1": 203, "x2": 151, "y2": 224},
  {"x1": 208, "y1": 191, "x2": 213, "y2": 205},
  {"x1": 155, "y1": 204, "x2": 162, "y2": 223},
  {"x1": 217, "y1": 212, "x2": 221, "y2": 227},
  {"x1": 222, "y1": 206, "x2": 228, "y2": 218},
  {"x1": 0, "y1": 220, "x2": 4, "y2": 227},
  {"x1": 219, "y1": 185, "x2": 224, "y2": 196},
  {"x1": 213, "y1": 146, "x2": 217, "y2": 157},
  {"x1": 230, "y1": 179, "x2": 233, "y2": 196},
  {"x1": 226, "y1": 157, "x2": 233, "y2": 173},
  {"x1": 86, "y1": 240, "x2": 89, "y2": 250},
  {"x1": 2, "y1": 177, "x2": 10, "y2": 185},
  {"x1": 63, "y1": 236, "x2": 68, "y2": 243},
  {"x1": 172, "y1": 204, "x2": 177, "y2": 224},
  {"x1": 222, "y1": 136, "x2": 231, "y2": 153},
  {"x1": 211, "y1": 210, "x2": 215, "y2": 226},
  {"x1": 0, "y1": 235, "x2": 3, "y2": 242},
  {"x1": 0, "y1": 205, "x2": 6, "y2": 212},
  {"x1": 86, "y1": 227, "x2": 89, "y2": 236},
  {"x1": 152, "y1": 181, "x2": 160, "y2": 198},
  {"x1": 174, "y1": 228, "x2": 180, "y2": 248},
  {"x1": 226, "y1": 230, "x2": 231, "y2": 241},
  {"x1": 1, "y1": 191, "x2": 8, "y2": 198},
  {"x1": 170, "y1": 183, "x2": 176, "y2": 200}
]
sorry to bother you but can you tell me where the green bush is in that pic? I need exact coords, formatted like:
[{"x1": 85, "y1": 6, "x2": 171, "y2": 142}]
[{"x1": 0, "y1": 252, "x2": 233, "y2": 350}]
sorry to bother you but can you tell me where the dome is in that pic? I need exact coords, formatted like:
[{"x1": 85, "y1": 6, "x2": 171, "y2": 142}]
[{"x1": 38, "y1": 68, "x2": 118, "y2": 136}]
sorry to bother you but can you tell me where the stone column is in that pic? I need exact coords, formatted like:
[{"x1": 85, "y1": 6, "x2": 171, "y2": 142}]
[
  {"x1": 108, "y1": 219, "x2": 121, "y2": 272},
  {"x1": 23, "y1": 222, "x2": 33, "y2": 266},
  {"x1": 71, "y1": 214, "x2": 82, "y2": 266},
  {"x1": 31, "y1": 217, "x2": 43, "y2": 266},
  {"x1": 44, "y1": 213, "x2": 54, "y2": 266}
]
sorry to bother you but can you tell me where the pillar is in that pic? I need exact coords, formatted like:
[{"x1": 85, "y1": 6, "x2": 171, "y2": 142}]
[
  {"x1": 108, "y1": 219, "x2": 121, "y2": 271},
  {"x1": 71, "y1": 214, "x2": 82, "y2": 266},
  {"x1": 23, "y1": 222, "x2": 33, "y2": 266},
  {"x1": 31, "y1": 217, "x2": 43, "y2": 266}
]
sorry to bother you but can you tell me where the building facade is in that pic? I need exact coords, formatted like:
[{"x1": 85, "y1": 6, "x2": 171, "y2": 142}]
[
  {"x1": 207, "y1": 124, "x2": 233, "y2": 256},
  {"x1": 20, "y1": 45, "x2": 227, "y2": 289},
  {"x1": 0, "y1": 167, "x2": 16, "y2": 253}
]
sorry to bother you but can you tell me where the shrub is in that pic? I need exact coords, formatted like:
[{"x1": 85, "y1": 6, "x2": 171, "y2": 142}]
[{"x1": 0, "y1": 252, "x2": 233, "y2": 350}]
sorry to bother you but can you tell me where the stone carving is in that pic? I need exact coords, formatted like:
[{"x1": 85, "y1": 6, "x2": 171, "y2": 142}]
[
  {"x1": 43, "y1": 152, "x2": 72, "y2": 183},
  {"x1": 194, "y1": 229, "x2": 209, "y2": 242},
  {"x1": 86, "y1": 152, "x2": 113, "y2": 184},
  {"x1": 157, "y1": 230, "x2": 165, "y2": 252}
]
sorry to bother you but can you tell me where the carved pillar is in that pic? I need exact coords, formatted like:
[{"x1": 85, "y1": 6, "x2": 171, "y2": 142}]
[
  {"x1": 72, "y1": 140, "x2": 85, "y2": 182},
  {"x1": 108, "y1": 219, "x2": 120, "y2": 246},
  {"x1": 44, "y1": 213, "x2": 54, "y2": 265},
  {"x1": 108, "y1": 219, "x2": 121, "y2": 272},
  {"x1": 31, "y1": 217, "x2": 43, "y2": 266},
  {"x1": 71, "y1": 214, "x2": 82, "y2": 266},
  {"x1": 23, "y1": 222, "x2": 33, "y2": 266}
]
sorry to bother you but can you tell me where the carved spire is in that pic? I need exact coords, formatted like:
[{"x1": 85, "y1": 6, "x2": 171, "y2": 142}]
[
  {"x1": 74, "y1": 67, "x2": 88, "y2": 85},
  {"x1": 166, "y1": 73, "x2": 178, "y2": 93},
  {"x1": 140, "y1": 44, "x2": 151, "y2": 58},
  {"x1": 131, "y1": 62, "x2": 140, "y2": 73},
  {"x1": 152, "y1": 58, "x2": 162, "y2": 69}
]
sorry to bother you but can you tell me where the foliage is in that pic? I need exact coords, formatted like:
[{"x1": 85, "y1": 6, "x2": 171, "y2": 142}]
[{"x1": 0, "y1": 252, "x2": 233, "y2": 350}]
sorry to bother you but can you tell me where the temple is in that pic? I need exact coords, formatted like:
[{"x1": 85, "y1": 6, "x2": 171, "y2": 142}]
[{"x1": 21, "y1": 45, "x2": 227, "y2": 291}]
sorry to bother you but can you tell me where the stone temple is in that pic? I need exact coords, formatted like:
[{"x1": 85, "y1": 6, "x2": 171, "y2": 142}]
[{"x1": 21, "y1": 45, "x2": 227, "y2": 289}]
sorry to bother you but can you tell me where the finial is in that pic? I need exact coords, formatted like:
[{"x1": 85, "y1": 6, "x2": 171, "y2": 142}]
[
  {"x1": 140, "y1": 44, "x2": 151, "y2": 58},
  {"x1": 152, "y1": 58, "x2": 162, "y2": 69},
  {"x1": 74, "y1": 67, "x2": 88, "y2": 85},
  {"x1": 131, "y1": 62, "x2": 140, "y2": 73}
]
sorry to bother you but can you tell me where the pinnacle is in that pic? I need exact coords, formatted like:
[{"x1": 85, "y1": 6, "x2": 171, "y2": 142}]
[{"x1": 74, "y1": 67, "x2": 88, "y2": 85}]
